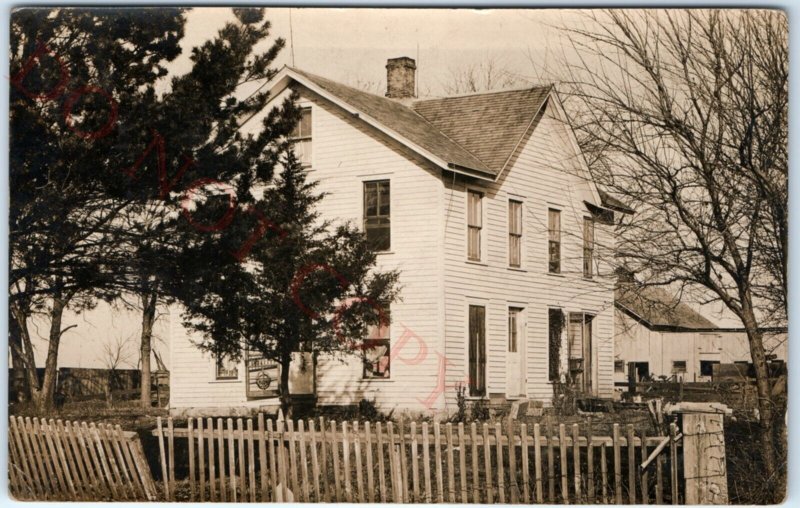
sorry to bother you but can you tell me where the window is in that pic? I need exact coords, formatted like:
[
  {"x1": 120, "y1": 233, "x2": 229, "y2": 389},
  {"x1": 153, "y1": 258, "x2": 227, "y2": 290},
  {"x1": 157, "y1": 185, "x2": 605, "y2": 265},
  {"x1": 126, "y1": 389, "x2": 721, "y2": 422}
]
[
  {"x1": 363, "y1": 305, "x2": 391, "y2": 379},
  {"x1": 467, "y1": 190, "x2": 483, "y2": 261},
  {"x1": 548, "y1": 309, "x2": 564, "y2": 381},
  {"x1": 548, "y1": 209, "x2": 561, "y2": 273},
  {"x1": 468, "y1": 305, "x2": 486, "y2": 396},
  {"x1": 364, "y1": 180, "x2": 390, "y2": 251},
  {"x1": 700, "y1": 360, "x2": 720, "y2": 377},
  {"x1": 289, "y1": 107, "x2": 312, "y2": 167},
  {"x1": 508, "y1": 308, "x2": 522, "y2": 353},
  {"x1": 216, "y1": 355, "x2": 239, "y2": 380},
  {"x1": 614, "y1": 360, "x2": 625, "y2": 373},
  {"x1": 508, "y1": 200, "x2": 523, "y2": 267},
  {"x1": 672, "y1": 360, "x2": 687, "y2": 374},
  {"x1": 583, "y1": 218, "x2": 595, "y2": 278}
]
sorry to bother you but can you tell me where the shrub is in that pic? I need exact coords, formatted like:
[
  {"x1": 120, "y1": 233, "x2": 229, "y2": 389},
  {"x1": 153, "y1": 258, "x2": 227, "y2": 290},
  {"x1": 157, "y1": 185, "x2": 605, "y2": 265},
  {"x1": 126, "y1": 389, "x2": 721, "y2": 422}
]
[
  {"x1": 451, "y1": 383, "x2": 468, "y2": 423},
  {"x1": 470, "y1": 398, "x2": 490, "y2": 421}
]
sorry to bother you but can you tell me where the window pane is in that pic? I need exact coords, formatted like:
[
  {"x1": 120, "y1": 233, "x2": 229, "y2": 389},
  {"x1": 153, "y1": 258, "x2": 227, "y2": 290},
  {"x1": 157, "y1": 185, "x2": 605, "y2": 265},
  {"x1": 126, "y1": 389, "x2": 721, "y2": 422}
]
[
  {"x1": 510, "y1": 235, "x2": 521, "y2": 267},
  {"x1": 300, "y1": 109, "x2": 312, "y2": 137},
  {"x1": 509, "y1": 201, "x2": 522, "y2": 234},
  {"x1": 364, "y1": 182, "x2": 378, "y2": 216},
  {"x1": 216, "y1": 356, "x2": 238, "y2": 380},
  {"x1": 508, "y1": 309, "x2": 520, "y2": 353},
  {"x1": 366, "y1": 222, "x2": 391, "y2": 251},
  {"x1": 469, "y1": 305, "x2": 486, "y2": 396},
  {"x1": 296, "y1": 139, "x2": 311, "y2": 167},
  {"x1": 364, "y1": 180, "x2": 390, "y2": 251},
  {"x1": 548, "y1": 209, "x2": 560, "y2": 241},
  {"x1": 367, "y1": 305, "x2": 391, "y2": 339},
  {"x1": 468, "y1": 191, "x2": 482, "y2": 227},
  {"x1": 548, "y1": 209, "x2": 560, "y2": 273},
  {"x1": 378, "y1": 181, "x2": 390, "y2": 216},
  {"x1": 363, "y1": 339, "x2": 390, "y2": 378},
  {"x1": 468, "y1": 226, "x2": 481, "y2": 260}
]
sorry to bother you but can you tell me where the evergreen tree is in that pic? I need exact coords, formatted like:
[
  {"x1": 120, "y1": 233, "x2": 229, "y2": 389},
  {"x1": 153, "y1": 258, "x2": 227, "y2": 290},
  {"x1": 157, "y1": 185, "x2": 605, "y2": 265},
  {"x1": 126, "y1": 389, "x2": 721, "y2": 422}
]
[
  {"x1": 176, "y1": 142, "x2": 401, "y2": 415},
  {"x1": 10, "y1": 7, "x2": 294, "y2": 409}
]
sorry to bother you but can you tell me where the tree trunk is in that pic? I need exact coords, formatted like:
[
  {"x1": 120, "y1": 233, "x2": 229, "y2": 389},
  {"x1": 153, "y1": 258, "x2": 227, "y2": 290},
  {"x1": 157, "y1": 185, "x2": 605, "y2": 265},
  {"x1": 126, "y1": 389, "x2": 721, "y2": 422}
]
[
  {"x1": 10, "y1": 304, "x2": 39, "y2": 403},
  {"x1": 741, "y1": 300, "x2": 778, "y2": 489},
  {"x1": 33, "y1": 296, "x2": 67, "y2": 411},
  {"x1": 139, "y1": 292, "x2": 158, "y2": 409},
  {"x1": 279, "y1": 350, "x2": 292, "y2": 419}
]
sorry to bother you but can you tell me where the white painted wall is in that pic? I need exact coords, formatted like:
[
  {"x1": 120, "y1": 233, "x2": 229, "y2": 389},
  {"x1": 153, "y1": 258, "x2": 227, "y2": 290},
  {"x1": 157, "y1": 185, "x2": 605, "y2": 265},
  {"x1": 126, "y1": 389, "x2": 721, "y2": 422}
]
[
  {"x1": 168, "y1": 86, "x2": 619, "y2": 415},
  {"x1": 440, "y1": 102, "x2": 616, "y2": 410},
  {"x1": 614, "y1": 310, "x2": 788, "y2": 384}
]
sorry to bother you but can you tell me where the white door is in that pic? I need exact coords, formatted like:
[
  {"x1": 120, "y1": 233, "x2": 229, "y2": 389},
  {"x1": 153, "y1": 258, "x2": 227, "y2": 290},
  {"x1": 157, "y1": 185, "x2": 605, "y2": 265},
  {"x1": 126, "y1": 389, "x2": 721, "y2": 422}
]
[{"x1": 506, "y1": 308, "x2": 525, "y2": 398}]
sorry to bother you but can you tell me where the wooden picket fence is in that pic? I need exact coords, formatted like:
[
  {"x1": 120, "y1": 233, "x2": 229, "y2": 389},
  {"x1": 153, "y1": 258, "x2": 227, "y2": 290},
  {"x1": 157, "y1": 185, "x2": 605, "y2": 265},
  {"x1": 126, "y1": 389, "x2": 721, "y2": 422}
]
[
  {"x1": 155, "y1": 415, "x2": 684, "y2": 503},
  {"x1": 8, "y1": 416, "x2": 158, "y2": 501}
]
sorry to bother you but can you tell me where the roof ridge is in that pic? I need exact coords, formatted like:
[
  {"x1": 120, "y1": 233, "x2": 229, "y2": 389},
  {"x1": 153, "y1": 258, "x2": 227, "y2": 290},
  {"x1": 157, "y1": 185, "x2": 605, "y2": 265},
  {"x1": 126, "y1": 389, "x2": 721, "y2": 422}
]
[{"x1": 413, "y1": 84, "x2": 554, "y2": 102}]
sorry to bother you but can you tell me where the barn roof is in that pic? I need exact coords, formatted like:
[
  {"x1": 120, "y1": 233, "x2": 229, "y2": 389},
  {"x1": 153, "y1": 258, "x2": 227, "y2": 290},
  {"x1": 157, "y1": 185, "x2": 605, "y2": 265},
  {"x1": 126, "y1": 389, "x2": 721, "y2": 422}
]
[{"x1": 615, "y1": 285, "x2": 718, "y2": 331}]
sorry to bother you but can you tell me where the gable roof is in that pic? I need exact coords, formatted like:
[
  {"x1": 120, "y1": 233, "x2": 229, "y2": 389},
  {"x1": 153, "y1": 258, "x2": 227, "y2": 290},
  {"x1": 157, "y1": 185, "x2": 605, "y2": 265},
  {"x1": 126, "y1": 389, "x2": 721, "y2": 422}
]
[
  {"x1": 289, "y1": 68, "x2": 491, "y2": 175},
  {"x1": 411, "y1": 87, "x2": 552, "y2": 175},
  {"x1": 261, "y1": 66, "x2": 612, "y2": 212},
  {"x1": 615, "y1": 285, "x2": 718, "y2": 331}
]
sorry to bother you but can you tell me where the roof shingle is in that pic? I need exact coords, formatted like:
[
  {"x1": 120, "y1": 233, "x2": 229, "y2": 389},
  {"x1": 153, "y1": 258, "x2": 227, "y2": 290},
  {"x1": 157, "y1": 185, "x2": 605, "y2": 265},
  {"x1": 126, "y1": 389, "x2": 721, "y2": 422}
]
[
  {"x1": 411, "y1": 87, "x2": 552, "y2": 175},
  {"x1": 290, "y1": 68, "x2": 491, "y2": 173}
]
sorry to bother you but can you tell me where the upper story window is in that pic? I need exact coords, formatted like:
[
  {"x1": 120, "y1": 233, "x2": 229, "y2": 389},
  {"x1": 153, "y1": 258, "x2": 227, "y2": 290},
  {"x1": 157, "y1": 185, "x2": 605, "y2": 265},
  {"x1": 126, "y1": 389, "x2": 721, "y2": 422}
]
[
  {"x1": 508, "y1": 200, "x2": 523, "y2": 268},
  {"x1": 548, "y1": 208, "x2": 561, "y2": 273},
  {"x1": 583, "y1": 218, "x2": 595, "y2": 278},
  {"x1": 363, "y1": 304, "x2": 391, "y2": 379},
  {"x1": 467, "y1": 190, "x2": 483, "y2": 261},
  {"x1": 364, "y1": 180, "x2": 390, "y2": 251},
  {"x1": 289, "y1": 108, "x2": 312, "y2": 167},
  {"x1": 216, "y1": 355, "x2": 239, "y2": 380}
]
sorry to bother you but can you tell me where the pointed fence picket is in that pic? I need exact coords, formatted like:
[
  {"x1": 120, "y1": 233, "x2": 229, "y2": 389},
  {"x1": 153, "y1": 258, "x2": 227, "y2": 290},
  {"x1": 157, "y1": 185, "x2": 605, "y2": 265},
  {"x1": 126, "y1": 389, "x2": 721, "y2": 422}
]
[
  {"x1": 154, "y1": 415, "x2": 684, "y2": 504},
  {"x1": 8, "y1": 416, "x2": 158, "y2": 501}
]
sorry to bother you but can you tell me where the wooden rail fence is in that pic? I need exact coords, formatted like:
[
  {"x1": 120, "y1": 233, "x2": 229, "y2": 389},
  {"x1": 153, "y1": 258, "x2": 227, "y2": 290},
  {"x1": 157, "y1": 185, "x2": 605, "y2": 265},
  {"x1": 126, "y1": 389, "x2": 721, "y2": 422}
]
[
  {"x1": 155, "y1": 415, "x2": 683, "y2": 503},
  {"x1": 8, "y1": 416, "x2": 158, "y2": 501}
]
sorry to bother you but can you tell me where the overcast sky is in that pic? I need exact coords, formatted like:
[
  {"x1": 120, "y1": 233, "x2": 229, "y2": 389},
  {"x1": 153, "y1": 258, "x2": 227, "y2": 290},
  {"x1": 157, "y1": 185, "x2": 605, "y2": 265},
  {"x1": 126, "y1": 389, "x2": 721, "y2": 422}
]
[{"x1": 172, "y1": 7, "x2": 590, "y2": 96}]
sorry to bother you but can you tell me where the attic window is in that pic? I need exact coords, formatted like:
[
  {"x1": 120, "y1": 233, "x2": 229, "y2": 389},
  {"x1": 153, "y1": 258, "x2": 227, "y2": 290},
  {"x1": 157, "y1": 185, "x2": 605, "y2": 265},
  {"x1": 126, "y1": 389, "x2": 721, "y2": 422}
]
[{"x1": 289, "y1": 108, "x2": 312, "y2": 167}]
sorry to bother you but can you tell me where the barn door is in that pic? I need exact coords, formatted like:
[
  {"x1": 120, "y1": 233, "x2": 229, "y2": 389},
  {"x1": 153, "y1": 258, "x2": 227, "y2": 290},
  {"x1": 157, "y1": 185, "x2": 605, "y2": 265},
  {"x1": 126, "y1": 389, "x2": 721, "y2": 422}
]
[
  {"x1": 468, "y1": 305, "x2": 486, "y2": 397},
  {"x1": 244, "y1": 349, "x2": 279, "y2": 399}
]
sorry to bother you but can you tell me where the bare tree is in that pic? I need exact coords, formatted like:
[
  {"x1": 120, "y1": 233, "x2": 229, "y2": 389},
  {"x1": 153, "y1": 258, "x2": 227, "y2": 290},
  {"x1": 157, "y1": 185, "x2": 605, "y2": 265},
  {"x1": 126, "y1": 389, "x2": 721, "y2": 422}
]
[
  {"x1": 98, "y1": 333, "x2": 136, "y2": 406},
  {"x1": 441, "y1": 58, "x2": 526, "y2": 94},
  {"x1": 562, "y1": 9, "x2": 787, "y2": 491}
]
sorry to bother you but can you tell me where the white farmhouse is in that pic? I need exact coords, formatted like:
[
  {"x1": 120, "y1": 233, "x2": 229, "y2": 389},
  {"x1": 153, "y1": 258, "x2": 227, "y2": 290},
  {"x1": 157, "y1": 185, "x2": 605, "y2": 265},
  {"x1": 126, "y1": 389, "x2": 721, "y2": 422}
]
[{"x1": 169, "y1": 58, "x2": 629, "y2": 417}]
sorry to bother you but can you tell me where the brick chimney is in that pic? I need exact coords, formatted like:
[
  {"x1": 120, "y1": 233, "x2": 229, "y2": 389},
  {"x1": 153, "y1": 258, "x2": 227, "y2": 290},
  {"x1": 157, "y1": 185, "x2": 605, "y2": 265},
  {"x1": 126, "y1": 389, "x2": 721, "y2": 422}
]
[{"x1": 385, "y1": 57, "x2": 416, "y2": 99}]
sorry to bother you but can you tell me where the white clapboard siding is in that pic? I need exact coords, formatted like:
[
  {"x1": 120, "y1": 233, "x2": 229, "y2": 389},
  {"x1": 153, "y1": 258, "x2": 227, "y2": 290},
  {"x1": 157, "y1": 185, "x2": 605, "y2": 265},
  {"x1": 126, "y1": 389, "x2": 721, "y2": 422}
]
[
  {"x1": 441, "y1": 102, "x2": 616, "y2": 409},
  {"x1": 170, "y1": 86, "x2": 446, "y2": 414},
  {"x1": 614, "y1": 310, "x2": 788, "y2": 384}
]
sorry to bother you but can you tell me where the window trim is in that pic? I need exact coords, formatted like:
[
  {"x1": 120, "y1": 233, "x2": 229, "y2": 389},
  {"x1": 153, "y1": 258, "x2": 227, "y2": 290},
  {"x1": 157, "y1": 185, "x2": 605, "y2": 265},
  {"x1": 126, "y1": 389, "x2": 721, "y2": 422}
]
[
  {"x1": 288, "y1": 107, "x2": 313, "y2": 168},
  {"x1": 363, "y1": 179, "x2": 391, "y2": 252},
  {"x1": 547, "y1": 307, "x2": 563, "y2": 383},
  {"x1": 672, "y1": 360, "x2": 687, "y2": 374},
  {"x1": 215, "y1": 355, "x2": 240, "y2": 381},
  {"x1": 547, "y1": 207, "x2": 562, "y2": 274},
  {"x1": 508, "y1": 199, "x2": 523, "y2": 268},
  {"x1": 466, "y1": 187, "x2": 485, "y2": 262},
  {"x1": 465, "y1": 300, "x2": 488, "y2": 398},
  {"x1": 583, "y1": 217, "x2": 595, "y2": 279},
  {"x1": 362, "y1": 303, "x2": 391, "y2": 380}
]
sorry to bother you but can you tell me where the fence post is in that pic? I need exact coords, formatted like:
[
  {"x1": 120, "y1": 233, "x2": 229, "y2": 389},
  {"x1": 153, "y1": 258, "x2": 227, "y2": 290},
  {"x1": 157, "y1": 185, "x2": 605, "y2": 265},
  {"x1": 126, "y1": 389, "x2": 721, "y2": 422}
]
[{"x1": 675, "y1": 404, "x2": 730, "y2": 504}]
